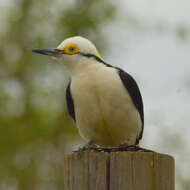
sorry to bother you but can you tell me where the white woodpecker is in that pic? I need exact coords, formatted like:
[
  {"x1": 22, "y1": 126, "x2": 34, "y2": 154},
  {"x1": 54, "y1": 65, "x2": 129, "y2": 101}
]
[{"x1": 32, "y1": 36, "x2": 144, "y2": 149}]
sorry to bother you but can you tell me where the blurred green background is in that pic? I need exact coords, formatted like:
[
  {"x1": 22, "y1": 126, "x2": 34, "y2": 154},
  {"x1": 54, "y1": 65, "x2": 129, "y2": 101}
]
[
  {"x1": 0, "y1": 0, "x2": 116, "y2": 189},
  {"x1": 0, "y1": 0, "x2": 190, "y2": 189}
]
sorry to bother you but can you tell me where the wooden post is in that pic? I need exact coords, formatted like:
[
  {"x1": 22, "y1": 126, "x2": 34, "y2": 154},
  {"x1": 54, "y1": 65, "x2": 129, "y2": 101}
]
[{"x1": 64, "y1": 151, "x2": 175, "y2": 190}]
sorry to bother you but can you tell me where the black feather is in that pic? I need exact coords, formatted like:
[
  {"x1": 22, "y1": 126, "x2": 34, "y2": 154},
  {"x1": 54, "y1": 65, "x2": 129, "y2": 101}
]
[
  {"x1": 66, "y1": 82, "x2": 76, "y2": 121},
  {"x1": 118, "y1": 69, "x2": 144, "y2": 144}
]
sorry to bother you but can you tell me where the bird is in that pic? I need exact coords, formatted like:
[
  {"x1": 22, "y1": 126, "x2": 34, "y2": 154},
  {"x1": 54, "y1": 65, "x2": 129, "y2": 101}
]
[{"x1": 32, "y1": 36, "x2": 144, "y2": 150}]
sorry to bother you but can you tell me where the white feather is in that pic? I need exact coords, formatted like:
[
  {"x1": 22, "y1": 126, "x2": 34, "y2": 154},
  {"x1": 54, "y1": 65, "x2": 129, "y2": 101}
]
[{"x1": 71, "y1": 61, "x2": 141, "y2": 147}]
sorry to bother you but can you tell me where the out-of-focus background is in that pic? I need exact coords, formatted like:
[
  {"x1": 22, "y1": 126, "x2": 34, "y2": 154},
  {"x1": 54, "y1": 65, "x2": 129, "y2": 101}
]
[{"x1": 0, "y1": 0, "x2": 189, "y2": 189}]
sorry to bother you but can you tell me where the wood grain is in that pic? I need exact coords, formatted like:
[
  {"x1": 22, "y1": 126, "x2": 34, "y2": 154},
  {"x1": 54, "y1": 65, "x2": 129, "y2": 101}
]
[{"x1": 64, "y1": 151, "x2": 175, "y2": 190}]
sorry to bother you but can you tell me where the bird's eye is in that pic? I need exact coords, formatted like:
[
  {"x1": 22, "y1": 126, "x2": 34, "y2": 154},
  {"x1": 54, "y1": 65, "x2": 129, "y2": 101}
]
[
  {"x1": 69, "y1": 47, "x2": 75, "y2": 52},
  {"x1": 64, "y1": 43, "x2": 80, "y2": 55}
]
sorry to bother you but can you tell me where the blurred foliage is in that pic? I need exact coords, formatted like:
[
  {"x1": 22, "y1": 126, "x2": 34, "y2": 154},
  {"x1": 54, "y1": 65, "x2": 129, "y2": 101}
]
[{"x1": 0, "y1": 0, "x2": 116, "y2": 189}]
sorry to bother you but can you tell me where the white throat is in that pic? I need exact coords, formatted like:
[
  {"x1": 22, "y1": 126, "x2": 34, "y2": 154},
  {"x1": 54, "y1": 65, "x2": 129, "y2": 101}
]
[{"x1": 71, "y1": 56, "x2": 102, "y2": 75}]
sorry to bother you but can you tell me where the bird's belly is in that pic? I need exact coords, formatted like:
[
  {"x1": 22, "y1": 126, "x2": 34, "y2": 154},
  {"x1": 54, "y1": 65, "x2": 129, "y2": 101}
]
[{"x1": 71, "y1": 67, "x2": 141, "y2": 147}]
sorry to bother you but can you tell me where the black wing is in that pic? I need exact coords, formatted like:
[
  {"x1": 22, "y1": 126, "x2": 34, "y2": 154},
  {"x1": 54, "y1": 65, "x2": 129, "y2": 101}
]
[
  {"x1": 66, "y1": 82, "x2": 76, "y2": 121},
  {"x1": 118, "y1": 69, "x2": 144, "y2": 144}
]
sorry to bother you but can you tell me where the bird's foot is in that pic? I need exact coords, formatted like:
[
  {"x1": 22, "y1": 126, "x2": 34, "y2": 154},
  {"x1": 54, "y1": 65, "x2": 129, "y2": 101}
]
[
  {"x1": 117, "y1": 144, "x2": 154, "y2": 152},
  {"x1": 74, "y1": 142, "x2": 154, "y2": 153},
  {"x1": 75, "y1": 141, "x2": 99, "y2": 152},
  {"x1": 95, "y1": 144, "x2": 154, "y2": 152}
]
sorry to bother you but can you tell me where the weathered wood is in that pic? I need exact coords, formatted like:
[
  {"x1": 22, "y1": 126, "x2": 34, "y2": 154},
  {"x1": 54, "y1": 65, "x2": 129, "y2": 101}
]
[
  {"x1": 64, "y1": 151, "x2": 109, "y2": 190},
  {"x1": 64, "y1": 151, "x2": 175, "y2": 190}
]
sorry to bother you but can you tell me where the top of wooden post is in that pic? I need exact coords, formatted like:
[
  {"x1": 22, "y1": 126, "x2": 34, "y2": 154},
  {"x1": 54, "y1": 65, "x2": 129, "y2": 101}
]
[{"x1": 64, "y1": 150, "x2": 175, "y2": 190}]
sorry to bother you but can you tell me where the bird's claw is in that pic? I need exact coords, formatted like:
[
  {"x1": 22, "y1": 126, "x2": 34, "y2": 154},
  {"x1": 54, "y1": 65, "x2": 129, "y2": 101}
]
[
  {"x1": 74, "y1": 141, "x2": 99, "y2": 152},
  {"x1": 74, "y1": 142, "x2": 153, "y2": 153},
  {"x1": 117, "y1": 145, "x2": 153, "y2": 152}
]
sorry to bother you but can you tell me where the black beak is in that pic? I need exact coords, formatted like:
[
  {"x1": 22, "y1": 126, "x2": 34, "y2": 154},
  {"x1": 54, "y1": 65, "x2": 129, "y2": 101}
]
[{"x1": 32, "y1": 49, "x2": 63, "y2": 57}]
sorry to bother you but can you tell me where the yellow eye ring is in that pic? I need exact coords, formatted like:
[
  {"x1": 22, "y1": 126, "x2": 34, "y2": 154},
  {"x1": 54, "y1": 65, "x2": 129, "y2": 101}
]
[{"x1": 64, "y1": 43, "x2": 80, "y2": 55}]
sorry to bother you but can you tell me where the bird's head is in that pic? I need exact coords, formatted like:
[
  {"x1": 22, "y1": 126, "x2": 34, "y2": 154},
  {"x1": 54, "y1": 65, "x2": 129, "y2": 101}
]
[{"x1": 32, "y1": 36, "x2": 104, "y2": 71}]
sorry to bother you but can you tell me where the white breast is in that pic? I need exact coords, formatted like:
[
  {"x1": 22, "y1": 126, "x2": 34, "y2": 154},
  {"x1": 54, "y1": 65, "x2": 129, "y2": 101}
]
[{"x1": 71, "y1": 62, "x2": 141, "y2": 147}]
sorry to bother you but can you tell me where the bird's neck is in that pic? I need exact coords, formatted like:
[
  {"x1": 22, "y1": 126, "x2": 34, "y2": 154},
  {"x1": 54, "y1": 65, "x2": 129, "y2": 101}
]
[{"x1": 70, "y1": 57, "x2": 104, "y2": 76}]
